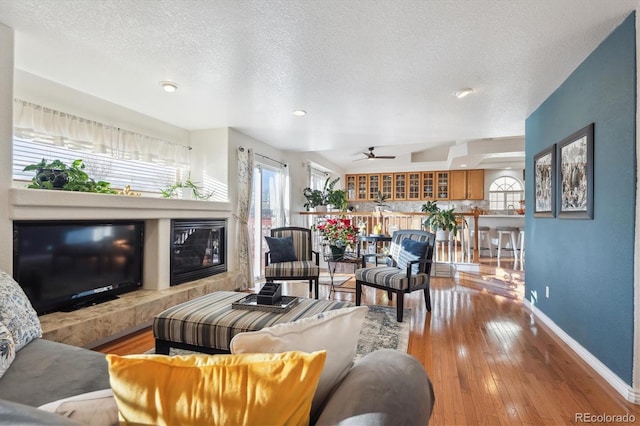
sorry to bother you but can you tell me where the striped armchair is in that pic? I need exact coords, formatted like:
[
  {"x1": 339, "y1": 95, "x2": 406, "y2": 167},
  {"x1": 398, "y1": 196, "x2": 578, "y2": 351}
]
[
  {"x1": 265, "y1": 227, "x2": 320, "y2": 299},
  {"x1": 355, "y1": 229, "x2": 435, "y2": 321}
]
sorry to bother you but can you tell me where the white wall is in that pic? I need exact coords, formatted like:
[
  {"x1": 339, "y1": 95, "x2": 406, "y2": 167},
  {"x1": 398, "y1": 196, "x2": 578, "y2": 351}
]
[
  {"x1": 14, "y1": 70, "x2": 189, "y2": 145},
  {"x1": 189, "y1": 128, "x2": 229, "y2": 201},
  {"x1": 0, "y1": 24, "x2": 13, "y2": 272}
]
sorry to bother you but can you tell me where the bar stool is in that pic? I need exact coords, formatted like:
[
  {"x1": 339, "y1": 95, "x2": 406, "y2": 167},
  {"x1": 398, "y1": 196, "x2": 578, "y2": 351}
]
[
  {"x1": 455, "y1": 224, "x2": 469, "y2": 263},
  {"x1": 517, "y1": 227, "x2": 525, "y2": 264},
  {"x1": 496, "y1": 226, "x2": 518, "y2": 260},
  {"x1": 470, "y1": 226, "x2": 493, "y2": 258}
]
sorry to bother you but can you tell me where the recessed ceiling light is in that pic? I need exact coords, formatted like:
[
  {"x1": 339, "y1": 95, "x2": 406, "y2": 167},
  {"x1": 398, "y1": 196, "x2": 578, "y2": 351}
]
[
  {"x1": 160, "y1": 81, "x2": 178, "y2": 92},
  {"x1": 460, "y1": 164, "x2": 467, "y2": 168},
  {"x1": 455, "y1": 88, "x2": 474, "y2": 99},
  {"x1": 292, "y1": 110, "x2": 307, "y2": 116}
]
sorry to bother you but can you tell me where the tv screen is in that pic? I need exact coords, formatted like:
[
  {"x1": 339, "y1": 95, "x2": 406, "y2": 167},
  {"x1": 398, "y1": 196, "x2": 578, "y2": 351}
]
[{"x1": 13, "y1": 220, "x2": 144, "y2": 315}]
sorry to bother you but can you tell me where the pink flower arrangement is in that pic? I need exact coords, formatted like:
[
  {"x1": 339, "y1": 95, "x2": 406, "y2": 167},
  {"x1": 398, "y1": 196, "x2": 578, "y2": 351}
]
[{"x1": 313, "y1": 218, "x2": 359, "y2": 247}]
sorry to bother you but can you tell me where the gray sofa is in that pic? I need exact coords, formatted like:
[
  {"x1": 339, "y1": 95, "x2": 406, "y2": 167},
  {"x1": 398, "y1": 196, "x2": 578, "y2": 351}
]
[{"x1": 0, "y1": 338, "x2": 434, "y2": 425}]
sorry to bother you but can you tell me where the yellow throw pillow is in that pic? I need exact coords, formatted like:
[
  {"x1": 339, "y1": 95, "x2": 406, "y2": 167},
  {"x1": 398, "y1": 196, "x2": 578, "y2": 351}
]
[{"x1": 106, "y1": 351, "x2": 326, "y2": 426}]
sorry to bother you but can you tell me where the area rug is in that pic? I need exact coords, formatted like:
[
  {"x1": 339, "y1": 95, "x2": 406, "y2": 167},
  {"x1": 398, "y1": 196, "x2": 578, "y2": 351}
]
[{"x1": 150, "y1": 305, "x2": 410, "y2": 360}]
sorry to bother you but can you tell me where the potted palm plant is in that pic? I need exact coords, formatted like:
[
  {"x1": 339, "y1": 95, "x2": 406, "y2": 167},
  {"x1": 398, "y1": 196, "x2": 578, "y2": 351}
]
[{"x1": 373, "y1": 191, "x2": 390, "y2": 211}]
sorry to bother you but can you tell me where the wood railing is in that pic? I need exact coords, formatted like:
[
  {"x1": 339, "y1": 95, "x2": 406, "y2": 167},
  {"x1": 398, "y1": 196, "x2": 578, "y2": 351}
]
[{"x1": 299, "y1": 209, "x2": 482, "y2": 263}]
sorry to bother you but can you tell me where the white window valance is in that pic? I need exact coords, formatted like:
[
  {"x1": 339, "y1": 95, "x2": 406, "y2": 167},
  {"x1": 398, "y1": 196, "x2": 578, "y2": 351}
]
[{"x1": 13, "y1": 99, "x2": 190, "y2": 168}]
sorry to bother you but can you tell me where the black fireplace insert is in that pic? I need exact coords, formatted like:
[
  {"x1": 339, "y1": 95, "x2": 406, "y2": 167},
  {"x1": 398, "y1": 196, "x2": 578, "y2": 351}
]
[{"x1": 170, "y1": 219, "x2": 227, "y2": 286}]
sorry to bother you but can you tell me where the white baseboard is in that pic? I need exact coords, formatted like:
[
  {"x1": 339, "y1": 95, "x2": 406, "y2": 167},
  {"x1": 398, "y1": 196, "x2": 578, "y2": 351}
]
[{"x1": 523, "y1": 299, "x2": 640, "y2": 404}]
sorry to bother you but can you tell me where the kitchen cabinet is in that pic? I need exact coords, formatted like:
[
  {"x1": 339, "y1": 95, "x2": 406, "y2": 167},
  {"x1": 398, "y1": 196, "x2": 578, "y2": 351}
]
[
  {"x1": 449, "y1": 170, "x2": 467, "y2": 200},
  {"x1": 421, "y1": 172, "x2": 435, "y2": 199},
  {"x1": 449, "y1": 169, "x2": 484, "y2": 200},
  {"x1": 467, "y1": 169, "x2": 484, "y2": 200},
  {"x1": 381, "y1": 173, "x2": 394, "y2": 200},
  {"x1": 345, "y1": 174, "x2": 368, "y2": 201},
  {"x1": 345, "y1": 169, "x2": 483, "y2": 203},
  {"x1": 345, "y1": 175, "x2": 356, "y2": 201},
  {"x1": 393, "y1": 173, "x2": 407, "y2": 200},
  {"x1": 436, "y1": 171, "x2": 449, "y2": 199},
  {"x1": 407, "y1": 172, "x2": 421, "y2": 200},
  {"x1": 368, "y1": 174, "x2": 380, "y2": 199}
]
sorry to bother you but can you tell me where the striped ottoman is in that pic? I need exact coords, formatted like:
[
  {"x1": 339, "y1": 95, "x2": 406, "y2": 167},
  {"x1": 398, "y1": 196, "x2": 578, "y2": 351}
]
[{"x1": 153, "y1": 291, "x2": 351, "y2": 354}]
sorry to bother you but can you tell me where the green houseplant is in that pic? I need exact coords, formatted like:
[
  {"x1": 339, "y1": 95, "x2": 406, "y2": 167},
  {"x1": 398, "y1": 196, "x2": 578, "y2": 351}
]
[
  {"x1": 161, "y1": 177, "x2": 213, "y2": 200},
  {"x1": 23, "y1": 158, "x2": 116, "y2": 194},
  {"x1": 373, "y1": 190, "x2": 390, "y2": 211},
  {"x1": 421, "y1": 202, "x2": 465, "y2": 238},
  {"x1": 420, "y1": 201, "x2": 440, "y2": 231},
  {"x1": 303, "y1": 188, "x2": 324, "y2": 211},
  {"x1": 303, "y1": 176, "x2": 342, "y2": 211},
  {"x1": 327, "y1": 188, "x2": 348, "y2": 211}
]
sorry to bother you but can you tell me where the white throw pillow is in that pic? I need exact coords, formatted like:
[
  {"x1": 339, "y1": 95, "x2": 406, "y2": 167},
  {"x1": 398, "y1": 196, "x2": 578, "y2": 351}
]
[
  {"x1": 230, "y1": 305, "x2": 368, "y2": 420},
  {"x1": 0, "y1": 270, "x2": 42, "y2": 351},
  {"x1": 0, "y1": 322, "x2": 16, "y2": 379},
  {"x1": 38, "y1": 388, "x2": 119, "y2": 426}
]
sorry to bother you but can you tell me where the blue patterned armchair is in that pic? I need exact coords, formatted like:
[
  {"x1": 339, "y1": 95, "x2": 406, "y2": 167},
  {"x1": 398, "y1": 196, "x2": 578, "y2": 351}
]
[
  {"x1": 355, "y1": 229, "x2": 435, "y2": 321},
  {"x1": 264, "y1": 227, "x2": 320, "y2": 299}
]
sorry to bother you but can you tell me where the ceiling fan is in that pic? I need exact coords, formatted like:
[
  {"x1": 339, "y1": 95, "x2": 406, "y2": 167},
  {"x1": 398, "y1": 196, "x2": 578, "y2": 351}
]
[{"x1": 355, "y1": 147, "x2": 396, "y2": 161}]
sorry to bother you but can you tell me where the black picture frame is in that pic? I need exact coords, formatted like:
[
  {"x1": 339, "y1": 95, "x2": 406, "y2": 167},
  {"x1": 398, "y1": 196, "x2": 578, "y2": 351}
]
[
  {"x1": 557, "y1": 123, "x2": 594, "y2": 219},
  {"x1": 534, "y1": 145, "x2": 555, "y2": 218}
]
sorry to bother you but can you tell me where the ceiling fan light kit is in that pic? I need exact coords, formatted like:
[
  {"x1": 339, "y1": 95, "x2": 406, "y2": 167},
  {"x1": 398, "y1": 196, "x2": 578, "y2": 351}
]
[
  {"x1": 455, "y1": 88, "x2": 474, "y2": 99},
  {"x1": 356, "y1": 146, "x2": 396, "y2": 161}
]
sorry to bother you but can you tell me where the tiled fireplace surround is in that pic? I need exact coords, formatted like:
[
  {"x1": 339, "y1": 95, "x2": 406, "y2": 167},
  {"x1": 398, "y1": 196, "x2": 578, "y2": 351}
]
[{"x1": 9, "y1": 188, "x2": 241, "y2": 348}]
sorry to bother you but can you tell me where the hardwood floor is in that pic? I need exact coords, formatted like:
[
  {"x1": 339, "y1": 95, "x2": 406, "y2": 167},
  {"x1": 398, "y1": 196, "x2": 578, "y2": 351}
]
[{"x1": 95, "y1": 264, "x2": 640, "y2": 425}]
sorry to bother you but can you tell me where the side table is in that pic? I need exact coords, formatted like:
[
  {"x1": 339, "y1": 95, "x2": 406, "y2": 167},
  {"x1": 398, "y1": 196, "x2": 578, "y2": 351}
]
[
  {"x1": 356, "y1": 234, "x2": 392, "y2": 257},
  {"x1": 323, "y1": 247, "x2": 360, "y2": 298}
]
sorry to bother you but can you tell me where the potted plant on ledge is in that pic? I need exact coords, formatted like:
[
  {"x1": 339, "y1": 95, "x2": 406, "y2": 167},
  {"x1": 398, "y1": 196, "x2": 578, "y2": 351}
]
[{"x1": 422, "y1": 201, "x2": 465, "y2": 241}]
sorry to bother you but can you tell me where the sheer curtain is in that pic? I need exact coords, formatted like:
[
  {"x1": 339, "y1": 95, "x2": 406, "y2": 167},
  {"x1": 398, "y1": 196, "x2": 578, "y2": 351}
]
[
  {"x1": 273, "y1": 163, "x2": 290, "y2": 227},
  {"x1": 236, "y1": 147, "x2": 254, "y2": 289},
  {"x1": 13, "y1": 99, "x2": 190, "y2": 168}
]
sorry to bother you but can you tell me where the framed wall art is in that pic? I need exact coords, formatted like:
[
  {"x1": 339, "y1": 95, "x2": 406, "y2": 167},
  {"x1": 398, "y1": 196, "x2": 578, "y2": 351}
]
[
  {"x1": 533, "y1": 145, "x2": 555, "y2": 217},
  {"x1": 556, "y1": 123, "x2": 594, "y2": 219}
]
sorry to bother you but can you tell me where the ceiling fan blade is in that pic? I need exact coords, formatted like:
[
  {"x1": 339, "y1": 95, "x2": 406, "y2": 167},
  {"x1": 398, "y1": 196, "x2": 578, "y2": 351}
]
[{"x1": 372, "y1": 155, "x2": 396, "y2": 159}]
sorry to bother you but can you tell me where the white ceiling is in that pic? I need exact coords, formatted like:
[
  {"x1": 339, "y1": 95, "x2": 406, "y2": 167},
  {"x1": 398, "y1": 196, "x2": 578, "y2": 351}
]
[{"x1": 0, "y1": 0, "x2": 637, "y2": 171}]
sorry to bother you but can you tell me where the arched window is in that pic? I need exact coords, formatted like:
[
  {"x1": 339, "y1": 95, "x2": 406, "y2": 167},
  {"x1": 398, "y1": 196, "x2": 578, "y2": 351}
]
[{"x1": 489, "y1": 176, "x2": 524, "y2": 213}]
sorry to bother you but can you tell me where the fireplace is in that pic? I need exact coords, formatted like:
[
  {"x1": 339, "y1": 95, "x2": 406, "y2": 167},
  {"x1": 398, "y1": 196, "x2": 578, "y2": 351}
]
[{"x1": 170, "y1": 219, "x2": 227, "y2": 286}]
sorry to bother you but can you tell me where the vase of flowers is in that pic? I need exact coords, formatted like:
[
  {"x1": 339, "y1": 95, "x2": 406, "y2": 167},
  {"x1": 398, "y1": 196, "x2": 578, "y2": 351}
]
[{"x1": 312, "y1": 218, "x2": 359, "y2": 252}]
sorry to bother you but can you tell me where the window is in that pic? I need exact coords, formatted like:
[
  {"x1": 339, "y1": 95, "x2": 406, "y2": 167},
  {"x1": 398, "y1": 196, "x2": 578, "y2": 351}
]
[
  {"x1": 309, "y1": 167, "x2": 329, "y2": 191},
  {"x1": 489, "y1": 176, "x2": 524, "y2": 212},
  {"x1": 13, "y1": 138, "x2": 178, "y2": 193},
  {"x1": 12, "y1": 99, "x2": 191, "y2": 194},
  {"x1": 249, "y1": 162, "x2": 289, "y2": 280}
]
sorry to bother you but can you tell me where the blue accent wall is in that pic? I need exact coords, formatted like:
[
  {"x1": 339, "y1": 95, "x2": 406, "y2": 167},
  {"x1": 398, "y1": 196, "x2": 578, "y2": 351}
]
[{"x1": 525, "y1": 13, "x2": 636, "y2": 384}]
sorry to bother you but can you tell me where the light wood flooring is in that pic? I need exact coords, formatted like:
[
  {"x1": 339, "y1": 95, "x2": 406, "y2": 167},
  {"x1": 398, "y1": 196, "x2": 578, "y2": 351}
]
[{"x1": 95, "y1": 260, "x2": 640, "y2": 425}]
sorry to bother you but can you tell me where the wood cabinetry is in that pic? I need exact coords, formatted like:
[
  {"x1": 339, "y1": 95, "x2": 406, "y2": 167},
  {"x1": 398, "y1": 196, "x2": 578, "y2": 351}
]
[
  {"x1": 436, "y1": 172, "x2": 449, "y2": 199},
  {"x1": 449, "y1": 169, "x2": 485, "y2": 200},
  {"x1": 421, "y1": 172, "x2": 435, "y2": 199},
  {"x1": 345, "y1": 169, "x2": 484, "y2": 202},
  {"x1": 367, "y1": 174, "x2": 380, "y2": 200},
  {"x1": 393, "y1": 173, "x2": 407, "y2": 200},
  {"x1": 380, "y1": 173, "x2": 393, "y2": 200},
  {"x1": 449, "y1": 170, "x2": 467, "y2": 200},
  {"x1": 466, "y1": 169, "x2": 485, "y2": 200},
  {"x1": 355, "y1": 175, "x2": 368, "y2": 200},
  {"x1": 407, "y1": 172, "x2": 421, "y2": 200},
  {"x1": 345, "y1": 175, "x2": 356, "y2": 201}
]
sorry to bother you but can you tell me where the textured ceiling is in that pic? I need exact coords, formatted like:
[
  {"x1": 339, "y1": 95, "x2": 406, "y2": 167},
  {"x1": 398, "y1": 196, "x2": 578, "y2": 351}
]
[{"x1": 0, "y1": 0, "x2": 637, "y2": 170}]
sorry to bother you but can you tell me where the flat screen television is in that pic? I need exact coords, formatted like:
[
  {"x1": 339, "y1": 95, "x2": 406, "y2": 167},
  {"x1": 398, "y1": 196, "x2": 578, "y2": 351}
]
[{"x1": 13, "y1": 220, "x2": 144, "y2": 315}]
